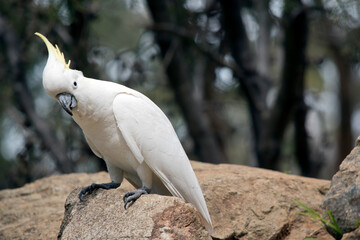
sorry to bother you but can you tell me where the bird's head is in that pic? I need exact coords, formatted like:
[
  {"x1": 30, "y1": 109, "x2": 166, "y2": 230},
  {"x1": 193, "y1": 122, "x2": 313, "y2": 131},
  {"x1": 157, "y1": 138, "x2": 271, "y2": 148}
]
[{"x1": 35, "y1": 32, "x2": 81, "y2": 116}]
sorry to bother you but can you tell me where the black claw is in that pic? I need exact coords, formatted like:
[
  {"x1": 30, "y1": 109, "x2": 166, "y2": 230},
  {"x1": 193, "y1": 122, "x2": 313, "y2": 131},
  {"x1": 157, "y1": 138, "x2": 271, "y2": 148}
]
[
  {"x1": 123, "y1": 186, "x2": 150, "y2": 209},
  {"x1": 122, "y1": 192, "x2": 131, "y2": 202},
  {"x1": 78, "y1": 182, "x2": 120, "y2": 201}
]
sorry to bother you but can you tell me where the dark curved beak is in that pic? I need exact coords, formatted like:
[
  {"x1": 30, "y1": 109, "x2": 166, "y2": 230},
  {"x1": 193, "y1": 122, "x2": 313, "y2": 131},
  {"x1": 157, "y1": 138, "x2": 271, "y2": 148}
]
[{"x1": 57, "y1": 93, "x2": 77, "y2": 116}]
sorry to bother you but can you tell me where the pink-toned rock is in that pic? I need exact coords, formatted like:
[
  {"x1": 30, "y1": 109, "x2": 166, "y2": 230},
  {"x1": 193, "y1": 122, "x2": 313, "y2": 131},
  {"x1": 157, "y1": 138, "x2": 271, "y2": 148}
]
[
  {"x1": 58, "y1": 188, "x2": 210, "y2": 239},
  {"x1": 192, "y1": 162, "x2": 332, "y2": 240},
  {"x1": 0, "y1": 172, "x2": 112, "y2": 239},
  {"x1": 0, "y1": 161, "x2": 334, "y2": 240}
]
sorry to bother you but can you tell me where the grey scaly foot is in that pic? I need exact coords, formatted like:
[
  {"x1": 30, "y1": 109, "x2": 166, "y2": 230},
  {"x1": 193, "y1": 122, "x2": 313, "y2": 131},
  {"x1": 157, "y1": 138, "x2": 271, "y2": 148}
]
[
  {"x1": 123, "y1": 186, "x2": 150, "y2": 209},
  {"x1": 79, "y1": 181, "x2": 120, "y2": 201}
]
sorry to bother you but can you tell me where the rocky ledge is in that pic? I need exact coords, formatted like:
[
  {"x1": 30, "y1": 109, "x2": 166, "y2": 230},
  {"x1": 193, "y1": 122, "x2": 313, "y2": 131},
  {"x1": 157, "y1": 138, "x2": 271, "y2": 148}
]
[{"x1": 0, "y1": 161, "x2": 336, "y2": 239}]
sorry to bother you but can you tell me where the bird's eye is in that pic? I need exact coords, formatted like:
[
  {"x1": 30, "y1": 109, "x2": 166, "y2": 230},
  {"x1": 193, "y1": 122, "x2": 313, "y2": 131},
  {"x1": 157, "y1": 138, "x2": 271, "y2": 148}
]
[{"x1": 73, "y1": 81, "x2": 77, "y2": 87}]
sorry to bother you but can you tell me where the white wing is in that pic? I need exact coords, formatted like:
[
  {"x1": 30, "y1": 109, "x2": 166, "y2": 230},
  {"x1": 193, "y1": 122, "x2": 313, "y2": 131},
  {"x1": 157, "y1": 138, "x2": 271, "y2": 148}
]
[{"x1": 112, "y1": 92, "x2": 212, "y2": 232}]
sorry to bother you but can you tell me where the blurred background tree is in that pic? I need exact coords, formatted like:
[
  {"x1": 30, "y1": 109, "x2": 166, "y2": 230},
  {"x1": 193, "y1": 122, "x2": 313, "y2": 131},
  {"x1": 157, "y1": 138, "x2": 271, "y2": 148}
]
[{"x1": 1, "y1": 0, "x2": 360, "y2": 189}]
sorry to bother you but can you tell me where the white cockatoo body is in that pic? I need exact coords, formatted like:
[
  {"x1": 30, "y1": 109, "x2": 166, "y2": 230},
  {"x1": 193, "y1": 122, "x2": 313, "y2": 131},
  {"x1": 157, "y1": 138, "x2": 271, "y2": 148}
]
[{"x1": 35, "y1": 33, "x2": 213, "y2": 232}]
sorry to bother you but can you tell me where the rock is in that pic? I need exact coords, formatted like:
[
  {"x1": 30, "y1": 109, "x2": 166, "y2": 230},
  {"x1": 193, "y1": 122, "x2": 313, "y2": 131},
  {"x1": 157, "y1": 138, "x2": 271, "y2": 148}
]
[
  {"x1": 193, "y1": 162, "x2": 332, "y2": 240},
  {"x1": 342, "y1": 227, "x2": 360, "y2": 240},
  {"x1": 58, "y1": 188, "x2": 210, "y2": 239},
  {"x1": 0, "y1": 161, "x2": 334, "y2": 240},
  {"x1": 0, "y1": 172, "x2": 112, "y2": 240},
  {"x1": 322, "y1": 144, "x2": 360, "y2": 237}
]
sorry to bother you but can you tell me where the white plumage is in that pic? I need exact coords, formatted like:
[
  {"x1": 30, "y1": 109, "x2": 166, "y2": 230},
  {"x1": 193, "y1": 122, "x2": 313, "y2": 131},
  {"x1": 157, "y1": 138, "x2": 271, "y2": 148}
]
[{"x1": 35, "y1": 33, "x2": 213, "y2": 232}]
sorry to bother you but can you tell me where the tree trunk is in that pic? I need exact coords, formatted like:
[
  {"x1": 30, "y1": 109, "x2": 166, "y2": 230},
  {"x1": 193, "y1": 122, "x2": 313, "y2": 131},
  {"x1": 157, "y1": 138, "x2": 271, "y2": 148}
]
[
  {"x1": 220, "y1": 0, "x2": 309, "y2": 170},
  {"x1": 260, "y1": 5, "x2": 309, "y2": 170},
  {"x1": 256, "y1": 0, "x2": 271, "y2": 77},
  {"x1": 146, "y1": 0, "x2": 226, "y2": 163},
  {"x1": 219, "y1": 0, "x2": 268, "y2": 159},
  {"x1": 331, "y1": 45, "x2": 353, "y2": 170}
]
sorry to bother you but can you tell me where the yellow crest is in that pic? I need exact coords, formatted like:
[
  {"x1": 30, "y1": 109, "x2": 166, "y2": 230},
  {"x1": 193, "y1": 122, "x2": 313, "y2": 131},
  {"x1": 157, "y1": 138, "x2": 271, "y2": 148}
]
[{"x1": 35, "y1": 32, "x2": 71, "y2": 69}]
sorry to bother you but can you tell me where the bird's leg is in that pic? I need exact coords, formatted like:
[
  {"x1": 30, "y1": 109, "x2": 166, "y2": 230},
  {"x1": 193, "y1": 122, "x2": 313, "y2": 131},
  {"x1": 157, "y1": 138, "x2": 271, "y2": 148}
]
[
  {"x1": 123, "y1": 162, "x2": 152, "y2": 208},
  {"x1": 79, "y1": 181, "x2": 120, "y2": 201},
  {"x1": 123, "y1": 186, "x2": 151, "y2": 209}
]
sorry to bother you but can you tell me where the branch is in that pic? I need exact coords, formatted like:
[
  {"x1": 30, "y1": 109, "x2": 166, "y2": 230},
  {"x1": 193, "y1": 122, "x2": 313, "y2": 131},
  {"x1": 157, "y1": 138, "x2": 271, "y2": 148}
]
[{"x1": 146, "y1": 23, "x2": 246, "y2": 84}]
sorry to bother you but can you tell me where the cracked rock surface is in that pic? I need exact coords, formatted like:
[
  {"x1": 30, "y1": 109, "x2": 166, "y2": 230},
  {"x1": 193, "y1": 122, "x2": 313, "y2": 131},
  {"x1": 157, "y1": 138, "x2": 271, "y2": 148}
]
[
  {"x1": 322, "y1": 140, "x2": 360, "y2": 238},
  {"x1": 0, "y1": 161, "x2": 333, "y2": 240}
]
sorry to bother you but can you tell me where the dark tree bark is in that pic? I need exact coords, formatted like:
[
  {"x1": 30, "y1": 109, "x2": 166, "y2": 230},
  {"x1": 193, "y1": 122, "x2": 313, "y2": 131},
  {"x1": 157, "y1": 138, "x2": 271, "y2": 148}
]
[
  {"x1": 262, "y1": 6, "x2": 309, "y2": 171},
  {"x1": 64, "y1": 0, "x2": 98, "y2": 77},
  {"x1": 255, "y1": 0, "x2": 271, "y2": 77},
  {"x1": 219, "y1": 0, "x2": 268, "y2": 152},
  {"x1": 294, "y1": 100, "x2": 311, "y2": 176},
  {"x1": 330, "y1": 45, "x2": 353, "y2": 169},
  {"x1": 146, "y1": 0, "x2": 227, "y2": 164},
  {"x1": 220, "y1": 0, "x2": 310, "y2": 171}
]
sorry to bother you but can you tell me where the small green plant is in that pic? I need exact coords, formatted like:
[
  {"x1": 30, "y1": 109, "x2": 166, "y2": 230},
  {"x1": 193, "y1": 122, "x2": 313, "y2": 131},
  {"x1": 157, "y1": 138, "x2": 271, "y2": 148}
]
[
  {"x1": 294, "y1": 200, "x2": 343, "y2": 237},
  {"x1": 355, "y1": 218, "x2": 360, "y2": 228}
]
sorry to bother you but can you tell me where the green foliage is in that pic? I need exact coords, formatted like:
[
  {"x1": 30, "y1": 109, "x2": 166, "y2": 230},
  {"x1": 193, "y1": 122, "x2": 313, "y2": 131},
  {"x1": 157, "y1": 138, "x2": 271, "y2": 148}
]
[
  {"x1": 355, "y1": 219, "x2": 360, "y2": 228},
  {"x1": 294, "y1": 200, "x2": 343, "y2": 237}
]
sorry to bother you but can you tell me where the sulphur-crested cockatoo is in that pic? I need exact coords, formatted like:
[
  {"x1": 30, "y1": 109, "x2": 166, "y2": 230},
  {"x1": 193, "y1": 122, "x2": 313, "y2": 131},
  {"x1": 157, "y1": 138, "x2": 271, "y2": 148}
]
[{"x1": 35, "y1": 33, "x2": 213, "y2": 232}]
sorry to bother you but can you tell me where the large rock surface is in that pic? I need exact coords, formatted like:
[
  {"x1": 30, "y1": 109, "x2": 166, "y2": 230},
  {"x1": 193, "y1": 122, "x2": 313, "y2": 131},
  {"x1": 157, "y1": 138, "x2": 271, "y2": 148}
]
[
  {"x1": 322, "y1": 139, "x2": 360, "y2": 237},
  {"x1": 0, "y1": 161, "x2": 334, "y2": 239},
  {"x1": 0, "y1": 171, "x2": 111, "y2": 240},
  {"x1": 59, "y1": 188, "x2": 210, "y2": 239}
]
